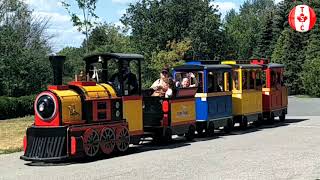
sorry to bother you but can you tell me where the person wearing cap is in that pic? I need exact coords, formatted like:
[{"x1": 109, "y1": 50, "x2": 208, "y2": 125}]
[
  {"x1": 150, "y1": 67, "x2": 170, "y2": 96},
  {"x1": 110, "y1": 63, "x2": 138, "y2": 95}
]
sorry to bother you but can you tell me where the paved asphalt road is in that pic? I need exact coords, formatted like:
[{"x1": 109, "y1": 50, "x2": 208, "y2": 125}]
[{"x1": 0, "y1": 97, "x2": 320, "y2": 180}]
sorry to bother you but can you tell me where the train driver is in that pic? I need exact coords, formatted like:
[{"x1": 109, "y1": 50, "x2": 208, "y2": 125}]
[{"x1": 110, "y1": 63, "x2": 138, "y2": 95}]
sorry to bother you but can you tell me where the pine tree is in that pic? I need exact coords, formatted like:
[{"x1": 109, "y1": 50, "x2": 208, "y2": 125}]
[
  {"x1": 253, "y1": 11, "x2": 274, "y2": 59},
  {"x1": 301, "y1": 1, "x2": 320, "y2": 96},
  {"x1": 271, "y1": 0, "x2": 291, "y2": 49},
  {"x1": 272, "y1": 27, "x2": 307, "y2": 95},
  {"x1": 271, "y1": 0, "x2": 315, "y2": 95}
]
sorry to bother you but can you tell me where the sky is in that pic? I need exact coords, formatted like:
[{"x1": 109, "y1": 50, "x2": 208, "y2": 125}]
[{"x1": 22, "y1": 0, "x2": 282, "y2": 52}]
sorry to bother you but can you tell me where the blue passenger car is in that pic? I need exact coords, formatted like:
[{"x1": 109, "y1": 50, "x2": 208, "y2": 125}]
[{"x1": 173, "y1": 62, "x2": 233, "y2": 136}]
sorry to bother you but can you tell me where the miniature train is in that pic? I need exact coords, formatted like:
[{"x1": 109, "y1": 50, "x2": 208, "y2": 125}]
[{"x1": 20, "y1": 53, "x2": 287, "y2": 162}]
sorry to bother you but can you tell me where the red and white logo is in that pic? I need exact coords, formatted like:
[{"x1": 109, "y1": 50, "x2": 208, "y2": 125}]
[{"x1": 288, "y1": 5, "x2": 317, "y2": 32}]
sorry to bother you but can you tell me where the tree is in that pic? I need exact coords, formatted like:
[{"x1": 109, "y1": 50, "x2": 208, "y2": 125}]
[
  {"x1": 252, "y1": 11, "x2": 274, "y2": 59},
  {"x1": 84, "y1": 23, "x2": 136, "y2": 53},
  {"x1": 271, "y1": 0, "x2": 292, "y2": 48},
  {"x1": 58, "y1": 47, "x2": 86, "y2": 83},
  {"x1": 223, "y1": 0, "x2": 275, "y2": 59},
  {"x1": 0, "y1": 0, "x2": 52, "y2": 97},
  {"x1": 141, "y1": 39, "x2": 192, "y2": 88},
  {"x1": 151, "y1": 39, "x2": 192, "y2": 72},
  {"x1": 121, "y1": 0, "x2": 221, "y2": 58},
  {"x1": 61, "y1": 0, "x2": 99, "y2": 53},
  {"x1": 272, "y1": 28, "x2": 307, "y2": 95},
  {"x1": 301, "y1": 0, "x2": 320, "y2": 96}
]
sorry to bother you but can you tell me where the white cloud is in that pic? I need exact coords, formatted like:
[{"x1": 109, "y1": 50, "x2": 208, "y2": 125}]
[
  {"x1": 211, "y1": 2, "x2": 238, "y2": 12},
  {"x1": 117, "y1": 9, "x2": 127, "y2": 17},
  {"x1": 23, "y1": 0, "x2": 61, "y2": 11},
  {"x1": 33, "y1": 11, "x2": 70, "y2": 24},
  {"x1": 114, "y1": 21, "x2": 126, "y2": 30},
  {"x1": 210, "y1": 2, "x2": 239, "y2": 18},
  {"x1": 111, "y1": 0, "x2": 137, "y2": 5},
  {"x1": 22, "y1": 0, "x2": 85, "y2": 52}
]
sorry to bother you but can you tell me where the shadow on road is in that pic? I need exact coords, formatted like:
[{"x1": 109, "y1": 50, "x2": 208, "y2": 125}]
[
  {"x1": 24, "y1": 118, "x2": 309, "y2": 167},
  {"x1": 223, "y1": 118, "x2": 309, "y2": 136}
]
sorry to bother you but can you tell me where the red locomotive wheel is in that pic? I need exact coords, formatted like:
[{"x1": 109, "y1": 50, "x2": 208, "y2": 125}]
[
  {"x1": 100, "y1": 127, "x2": 116, "y2": 154},
  {"x1": 115, "y1": 126, "x2": 130, "y2": 152},
  {"x1": 83, "y1": 128, "x2": 100, "y2": 157}
]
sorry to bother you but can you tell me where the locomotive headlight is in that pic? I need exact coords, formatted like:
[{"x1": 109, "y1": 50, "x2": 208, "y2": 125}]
[
  {"x1": 115, "y1": 102, "x2": 120, "y2": 109},
  {"x1": 35, "y1": 93, "x2": 57, "y2": 121},
  {"x1": 116, "y1": 110, "x2": 120, "y2": 117}
]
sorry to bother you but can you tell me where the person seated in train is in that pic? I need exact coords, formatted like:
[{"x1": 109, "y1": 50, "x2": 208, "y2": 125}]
[
  {"x1": 179, "y1": 73, "x2": 197, "y2": 88},
  {"x1": 181, "y1": 78, "x2": 190, "y2": 88},
  {"x1": 165, "y1": 78, "x2": 175, "y2": 98},
  {"x1": 242, "y1": 77, "x2": 247, "y2": 90},
  {"x1": 216, "y1": 76, "x2": 223, "y2": 92},
  {"x1": 110, "y1": 63, "x2": 138, "y2": 95},
  {"x1": 208, "y1": 82, "x2": 222, "y2": 92},
  {"x1": 150, "y1": 67, "x2": 170, "y2": 96}
]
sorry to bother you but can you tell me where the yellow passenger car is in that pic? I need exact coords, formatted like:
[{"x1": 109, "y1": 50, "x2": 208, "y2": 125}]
[{"x1": 223, "y1": 61, "x2": 263, "y2": 128}]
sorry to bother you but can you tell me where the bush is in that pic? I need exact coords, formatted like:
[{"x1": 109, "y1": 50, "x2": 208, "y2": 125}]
[{"x1": 0, "y1": 95, "x2": 35, "y2": 120}]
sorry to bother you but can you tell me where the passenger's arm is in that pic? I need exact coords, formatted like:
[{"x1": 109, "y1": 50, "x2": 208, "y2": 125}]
[{"x1": 150, "y1": 80, "x2": 161, "y2": 90}]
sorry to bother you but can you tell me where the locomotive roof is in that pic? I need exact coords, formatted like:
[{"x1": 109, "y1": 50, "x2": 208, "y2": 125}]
[
  {"x1": 173, "y1": 64, "x2": 232, "y2": 71},
  {"x1": 83, "y1": 53, "x2": 144, "y2": 63}
]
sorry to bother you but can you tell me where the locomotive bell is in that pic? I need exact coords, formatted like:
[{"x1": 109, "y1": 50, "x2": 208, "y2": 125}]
[{"x1": 49, "y1": 55, "x2": 66, "y2": 85}]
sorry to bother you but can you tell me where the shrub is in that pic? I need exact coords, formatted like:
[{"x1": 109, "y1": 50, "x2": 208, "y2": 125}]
[{"x1": 0, "y1": 95, "x2": 35, "y2": 120}]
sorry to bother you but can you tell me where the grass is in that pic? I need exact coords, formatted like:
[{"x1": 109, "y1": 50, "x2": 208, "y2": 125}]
[{"x1": 0, "y1": 116, "x2": 33, "y2": 154}]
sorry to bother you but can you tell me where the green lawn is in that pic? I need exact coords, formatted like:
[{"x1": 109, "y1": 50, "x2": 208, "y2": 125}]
[{"x1": 0, "y1": 116, "x2": 33, "y2": 154}]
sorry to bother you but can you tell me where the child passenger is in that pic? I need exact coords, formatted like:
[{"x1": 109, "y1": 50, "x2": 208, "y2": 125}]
[{"x1": 165, "y1": 78, "x2": 174, "y2": 98}]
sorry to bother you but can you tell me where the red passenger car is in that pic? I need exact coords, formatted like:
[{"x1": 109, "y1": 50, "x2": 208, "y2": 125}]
[{"x1": 251, "y1": 59, "x2": 288, "y2": 122}]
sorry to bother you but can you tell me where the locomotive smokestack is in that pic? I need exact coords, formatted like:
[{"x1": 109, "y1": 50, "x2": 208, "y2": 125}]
[{"x1": 49, "y1": 55, "x2": 66, "y2": 85}]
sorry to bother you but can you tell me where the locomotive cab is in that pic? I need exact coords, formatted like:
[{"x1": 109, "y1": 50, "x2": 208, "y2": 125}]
[{"x1": 83, "y1": 53, "x2": 145, "y2": 144}]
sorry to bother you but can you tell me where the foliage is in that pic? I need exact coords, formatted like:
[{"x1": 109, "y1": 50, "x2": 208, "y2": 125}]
[
  {"x1": 151, "y1": 39, "x2": 192, "y2": 73},
  {"x1": 223, "y1": 0, "x2": 275, "y2": 59},
  {"x1": 58, "y1": 47, "x2": 86, "y2": 83},
  {"x1": 0, "y1": 0, "x2": 52, "y2": 97},
  {"x1": 84, "y1": 23, "x2": 136, "y2": 53},
  {"x1": 271, "y1": 0, "x2": 314, "y2": 95},
  {"x1": 252, "y1": 11, "x2": 273, "y2": 59},
  {"x1": 301, "y1": 1, "x2": 320, "y2": 96},
  {"x1": 121, "y1": 0, "x2": 221, "y2": 58},
  {"x1": 143, "y1": 39, "x2": 192, "y2": 88},
  {"x1": 0, "y1": 95, "x2": 35, "y2": 120},
  {"x1": 272, "y1": 28, "x2": 308, "y2": 95}
]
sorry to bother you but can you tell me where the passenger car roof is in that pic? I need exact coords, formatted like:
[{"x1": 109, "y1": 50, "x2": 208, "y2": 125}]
[
  {"x1": 265, "y1": 63, "x2": 285, "y2": 68},
  {"x1": 230, "y1": 64, "x2": 262, "y2": 69},
  {"x1": 173, "y1": 64, "x2": 232, "y2": 71}
]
